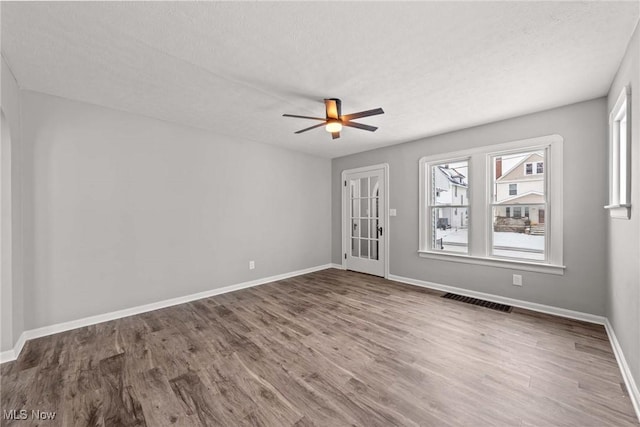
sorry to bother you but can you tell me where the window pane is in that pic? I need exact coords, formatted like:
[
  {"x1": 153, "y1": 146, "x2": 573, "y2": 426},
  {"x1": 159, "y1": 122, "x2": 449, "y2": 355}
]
[
  {"x1": 431, "y1": 160, "x2": 469, "y2": 205},
  {"x1": 492, "y1": 205, "x2": 544, "y2": 261},
  {"x1": 360, "y1": 178, "x2": 369, "y2": 199},
  {"x1": 360, "y1": 219, "x2": 369, "y2": 238},
  {"x1": 359, "y1": 198, "x2": 369, "y2": 218},
  {"x1": 370, "y1": 239, "x2": 379, "y2": 260},
  {"x1": 351, "y1": 238, "x2": 359, "y2": 257},
  {"x1": 493, "y1": 150, "x2": 546, "y2": 261},
  {"x1": 432, "y1": 207, "x2": 468, "y2": 253},
  {"x1": 360, "y1": 239, "x2": 369, "y2": 258},
  {"x1": 369, "y1": 176, "x2": 379, "y2": 198},
  {"x1": 495, "y1": 151, "x2": 545, "y2": 202},
  {"x1": 619, "y1": 116, "x2": 627, "y2": 204}
]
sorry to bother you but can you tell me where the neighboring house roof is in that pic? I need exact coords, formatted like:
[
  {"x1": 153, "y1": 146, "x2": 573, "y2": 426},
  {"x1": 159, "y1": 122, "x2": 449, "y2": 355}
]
[
  {"x1": 497, "y1": 152, "x2": 544, "y2": 182},
  {"x1": 437, "y1": 165, "x2": 467, "y2": 187},
  {"x1": 496, "y1": 191, "x2": 544, "y2": 204}
]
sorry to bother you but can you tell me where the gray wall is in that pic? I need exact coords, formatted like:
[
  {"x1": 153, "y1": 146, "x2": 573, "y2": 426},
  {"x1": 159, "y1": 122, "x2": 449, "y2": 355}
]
[
  {"x1": 606, "y1": 22, "x2": 639, "y2": 394},
  {"x1": 20, "y1": 91, "x2": 331, "y2": 330},
  {"x1": 1, "y1": 56, "x2": 24, "y2": 353},
  {"x1": 332, "y1": 98, "x2": 608, "y2": 315}
]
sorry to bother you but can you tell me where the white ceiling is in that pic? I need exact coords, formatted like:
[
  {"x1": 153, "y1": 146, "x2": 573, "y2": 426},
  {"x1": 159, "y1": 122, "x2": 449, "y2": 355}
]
[{"x1": 2, "y1": 2, "x2": 638, "y2": 158}]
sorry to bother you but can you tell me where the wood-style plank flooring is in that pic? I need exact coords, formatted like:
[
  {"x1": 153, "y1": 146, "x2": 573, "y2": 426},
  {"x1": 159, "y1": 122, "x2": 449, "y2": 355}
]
[{"x1": 1, "y1": 269, "x2": 638, "y2": 426}]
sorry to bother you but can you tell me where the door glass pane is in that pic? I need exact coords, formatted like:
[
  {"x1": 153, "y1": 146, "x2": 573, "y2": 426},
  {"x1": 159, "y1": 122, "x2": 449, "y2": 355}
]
[
  {"x1": 350, "y1": 179, "x2": 359, "y2": 198},
  {"x1": 360, "y1": 220, "x2": 369, "y2": 238},
  {"x1": 351, "y1": 238, "x2": 359, "y2": 257},
  {"x1": 370, "y1": 240, "x2": 379, "y2": 260},
  {"x1": 370, "y1": 220, "x2": 378, "y2": 238},
  {"x1": 369, "y1": 176, "x2": 379, "y2": 198},
  {"x1": 360, "y1": 239, "x2": 369, "y2": 258},
  {"x1": 351, "y1": 219, "x2": 358, "y2": 237},
  {"x1": 360, "y1": 177, "x2": 369, "y2": 198},
  {"x1": 372, "y1": 197, "x2": 379, "y2": 218},
  {"x1": 359, "y1": 198, "x2": 369, "y2": 218}
]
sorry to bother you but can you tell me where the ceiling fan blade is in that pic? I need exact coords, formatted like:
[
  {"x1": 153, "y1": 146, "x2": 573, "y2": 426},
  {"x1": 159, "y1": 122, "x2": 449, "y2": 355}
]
[
  {"x1": 341, "y1": 108, "x2": 384, "y2": 121},
  {"x1": 331, "y1": 132, "x2": 341, "y2": 140},
  {"x1": 283, "y1": 114, "x2": 327, "y2": 121},
  {"x1": 324, "y1": 98, "x2": 341, "y2": 120},
  {"x1": 343, "y1": 121, "x2": 378, "y2": 132},
  {"x1": 294, "y1": 122, "x2": 327, "y2": 134}
]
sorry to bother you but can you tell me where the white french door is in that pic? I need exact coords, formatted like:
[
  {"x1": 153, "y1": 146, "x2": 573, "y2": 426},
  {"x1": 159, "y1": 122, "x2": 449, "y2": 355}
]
[{"x1": 342, "y1": 165, "x2": 388, "y2": 277}]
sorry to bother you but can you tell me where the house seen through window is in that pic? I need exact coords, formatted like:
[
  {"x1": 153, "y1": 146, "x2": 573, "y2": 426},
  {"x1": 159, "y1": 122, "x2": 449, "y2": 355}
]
[
  {"x1": 492, "y1": 150, "x2": 545, "y2": 261},
  {"x1": 429, "y1": 160, "x2": 469, "y2": 253}
]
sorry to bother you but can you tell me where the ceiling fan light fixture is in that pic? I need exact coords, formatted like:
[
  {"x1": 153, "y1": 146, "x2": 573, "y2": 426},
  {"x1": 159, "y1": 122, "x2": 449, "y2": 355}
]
[{"x1": 325, "y1": 120, "x2": 342, "y2": 133}]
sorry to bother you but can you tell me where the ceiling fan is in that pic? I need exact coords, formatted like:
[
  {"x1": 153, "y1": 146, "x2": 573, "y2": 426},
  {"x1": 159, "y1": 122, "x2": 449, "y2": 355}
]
[{"x1": 283, "y1": 98, "x2": 384, "y2": 140}]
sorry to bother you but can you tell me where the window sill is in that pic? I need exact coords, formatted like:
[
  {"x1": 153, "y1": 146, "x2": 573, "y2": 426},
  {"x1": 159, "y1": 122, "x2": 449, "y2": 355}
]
[
  {"x1": 604, "y1": 204, "x2": 631, "y2": 219},
  {"x1": 418, "y1": 251, "x2": 565, "y2": 275}
]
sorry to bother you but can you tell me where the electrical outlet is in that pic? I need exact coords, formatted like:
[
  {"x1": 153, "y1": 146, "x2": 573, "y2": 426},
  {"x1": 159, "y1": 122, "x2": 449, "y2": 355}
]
[
  {"x1": 389, "y1": 209, "x2": 397, "y2": 216},
  {"x1": 249, "y1": 260, "x2": 255, "y2": 270},
  {"x1": 512, "y1": 274, "x2": 522, "y2": 286}
]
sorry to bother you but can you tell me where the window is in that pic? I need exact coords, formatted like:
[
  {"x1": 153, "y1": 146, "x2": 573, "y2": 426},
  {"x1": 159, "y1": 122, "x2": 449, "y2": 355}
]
[
  {"x1": 606, "y1": 86, "x2": 631, "y2": 219},
  {"x1": 425, "y1": 160, "x2": 469, "y2": 253},
  {"x1": 513, "y1": 207, "x2": 522, "y2": 219},
  {"x1": 419, "y1": 134, "x2": 564, "y2": 274},
  {"x1": 525, "y1": 162, "x2": 544, "y2": 175}
]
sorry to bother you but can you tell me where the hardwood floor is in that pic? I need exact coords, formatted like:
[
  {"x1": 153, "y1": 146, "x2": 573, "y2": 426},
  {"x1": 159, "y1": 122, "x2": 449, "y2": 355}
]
[{"x1": 1, "y1": 268, "x2": 638, "y2": 426}]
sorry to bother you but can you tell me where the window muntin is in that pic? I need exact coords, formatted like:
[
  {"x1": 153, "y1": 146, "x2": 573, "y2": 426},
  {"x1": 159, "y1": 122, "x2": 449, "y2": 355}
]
[{"x1": 427, "y1": 160, "x2": 469, "y2": 254}]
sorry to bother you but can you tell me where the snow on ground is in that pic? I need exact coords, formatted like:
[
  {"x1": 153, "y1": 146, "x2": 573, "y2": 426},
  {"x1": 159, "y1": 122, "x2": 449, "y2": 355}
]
[{"x1": 435, "y1": 228, "x2": 544, "y2": 260}]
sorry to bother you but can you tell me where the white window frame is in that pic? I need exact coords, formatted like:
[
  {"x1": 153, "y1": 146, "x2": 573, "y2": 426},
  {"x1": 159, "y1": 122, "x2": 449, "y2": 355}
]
[
  {"x1": 418, "y1": 134, "x2": 564, "y2": 275},
  {"x1": 605, "y1": 86, "x2": 631, "y2": 219}
]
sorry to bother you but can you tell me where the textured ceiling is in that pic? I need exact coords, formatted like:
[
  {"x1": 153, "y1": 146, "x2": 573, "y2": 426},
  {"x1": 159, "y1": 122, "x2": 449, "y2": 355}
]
[{"x1": 2, "y1": 2, "x2": 638, "y2": 158}]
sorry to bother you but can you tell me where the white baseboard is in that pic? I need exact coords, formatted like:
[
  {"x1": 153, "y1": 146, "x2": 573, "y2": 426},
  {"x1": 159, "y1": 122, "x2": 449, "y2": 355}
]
[
  {"x1": 604, "y1": 319, "x2": 640, "y2": 422},
  {"x1": 0, "y1": 263, "x2": 333, "y2": 364},
  {"x1": 388, "y1": 274, "x2": 606, "y2": 325},
  {"x1": 330, "y1": 263, "x2": 345, "y2": 270}
]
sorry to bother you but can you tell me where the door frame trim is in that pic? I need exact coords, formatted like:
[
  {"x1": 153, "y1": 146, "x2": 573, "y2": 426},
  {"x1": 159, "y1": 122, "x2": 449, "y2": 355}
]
[{"x1": 341, "y1": 163, "x2": 390, "y2": 278}]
